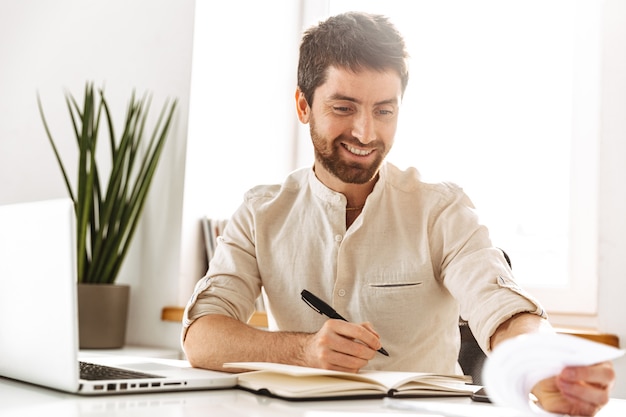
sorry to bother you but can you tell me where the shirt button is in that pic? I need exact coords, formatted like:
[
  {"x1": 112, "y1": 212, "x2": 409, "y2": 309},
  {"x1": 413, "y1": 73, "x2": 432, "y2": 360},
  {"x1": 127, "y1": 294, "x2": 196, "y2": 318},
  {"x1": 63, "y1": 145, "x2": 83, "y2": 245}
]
[
  {"x1": 338, "y1": 289, "x2": 346, "y2": 297},
  {"x1": 334, "y1": 235, "x2": 343, "y2": 242}
]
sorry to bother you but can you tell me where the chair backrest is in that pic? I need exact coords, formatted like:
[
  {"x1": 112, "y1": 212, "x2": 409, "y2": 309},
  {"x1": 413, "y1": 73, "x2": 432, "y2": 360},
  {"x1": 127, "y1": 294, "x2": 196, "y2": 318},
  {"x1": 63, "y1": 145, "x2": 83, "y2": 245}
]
[{"x1": 458, "y1": 319, "x2": 487, "y2": 384}]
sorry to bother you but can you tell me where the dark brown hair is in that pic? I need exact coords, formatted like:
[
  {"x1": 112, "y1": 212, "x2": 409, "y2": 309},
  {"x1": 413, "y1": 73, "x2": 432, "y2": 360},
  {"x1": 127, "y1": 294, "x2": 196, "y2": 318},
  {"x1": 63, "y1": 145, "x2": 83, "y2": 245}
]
[{"x1": 297, "y1": 11, "x2": 409, "y2": 106}]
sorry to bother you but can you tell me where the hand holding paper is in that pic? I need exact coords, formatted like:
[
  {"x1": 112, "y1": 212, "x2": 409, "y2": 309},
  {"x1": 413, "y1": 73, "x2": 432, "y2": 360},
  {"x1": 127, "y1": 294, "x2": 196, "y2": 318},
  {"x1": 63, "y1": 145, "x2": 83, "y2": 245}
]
[{"x1": 483, "y1": 332, "x2": 624, "y2": 416}]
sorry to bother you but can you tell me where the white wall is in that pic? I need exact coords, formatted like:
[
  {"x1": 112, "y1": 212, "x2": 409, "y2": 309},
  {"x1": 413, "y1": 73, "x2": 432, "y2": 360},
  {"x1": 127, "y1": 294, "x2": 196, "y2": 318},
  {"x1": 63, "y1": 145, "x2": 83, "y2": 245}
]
[
  {"x1": 0, "y1": 0, "x2": 306, "y2": 353},
  {"x1": 177, "y1": 0, "x2": 304, "y2": 304},
  {"x1": 0, "y1": 0, "x2": 196, "y2": 350},
  {"x1": 597, "y1": 0, "x2": 626, "y2": 399}
]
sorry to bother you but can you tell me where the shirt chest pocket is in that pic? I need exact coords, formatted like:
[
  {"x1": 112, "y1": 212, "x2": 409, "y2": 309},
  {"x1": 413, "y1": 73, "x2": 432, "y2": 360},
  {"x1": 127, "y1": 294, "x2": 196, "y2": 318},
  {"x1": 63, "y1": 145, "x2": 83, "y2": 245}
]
[
  {"x1": 363, "y1": 280, "x2": 425, "y2": 320},
  {"x1": 358, "y1": 264, "x2": 435, "y2": 325}
]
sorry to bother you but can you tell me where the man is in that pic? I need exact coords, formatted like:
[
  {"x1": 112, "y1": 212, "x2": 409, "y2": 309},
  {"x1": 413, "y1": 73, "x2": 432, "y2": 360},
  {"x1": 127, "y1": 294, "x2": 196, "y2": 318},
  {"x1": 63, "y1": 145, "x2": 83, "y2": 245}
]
[{"x1": 183, "y1": 12, "x2": 615, "y2": 416}]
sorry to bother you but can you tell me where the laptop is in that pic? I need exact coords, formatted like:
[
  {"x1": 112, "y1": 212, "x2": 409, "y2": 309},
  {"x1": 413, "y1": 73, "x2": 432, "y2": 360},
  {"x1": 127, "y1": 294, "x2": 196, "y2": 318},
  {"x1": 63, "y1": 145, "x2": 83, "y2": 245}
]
[{"x1": 0, "y1": 198, "x2": 237, "y2": 395}]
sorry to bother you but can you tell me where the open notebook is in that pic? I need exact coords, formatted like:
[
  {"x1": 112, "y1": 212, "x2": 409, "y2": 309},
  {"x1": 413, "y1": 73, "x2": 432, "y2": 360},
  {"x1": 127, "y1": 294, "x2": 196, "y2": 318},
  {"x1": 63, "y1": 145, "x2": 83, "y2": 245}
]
[
  {"x1": 0, "y1": 198, "x2": 237, "y2": 395},
  {"x1": 224, "y1": 362, "x2": 479, "y2": 401}
]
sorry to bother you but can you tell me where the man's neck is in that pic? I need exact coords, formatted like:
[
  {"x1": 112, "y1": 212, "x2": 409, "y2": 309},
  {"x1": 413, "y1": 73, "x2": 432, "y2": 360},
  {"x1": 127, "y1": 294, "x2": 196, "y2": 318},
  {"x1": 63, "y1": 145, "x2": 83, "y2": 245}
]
[{"x1": 312, "y1": 163, "x2": 378, "y2": 209}]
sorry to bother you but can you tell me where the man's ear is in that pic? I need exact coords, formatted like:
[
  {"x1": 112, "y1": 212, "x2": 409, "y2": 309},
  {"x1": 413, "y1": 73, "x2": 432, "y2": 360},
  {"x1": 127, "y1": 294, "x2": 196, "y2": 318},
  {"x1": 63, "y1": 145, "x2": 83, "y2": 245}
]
[{"x1": 295, "y1": 88, "x2": 310, "y2": 124}]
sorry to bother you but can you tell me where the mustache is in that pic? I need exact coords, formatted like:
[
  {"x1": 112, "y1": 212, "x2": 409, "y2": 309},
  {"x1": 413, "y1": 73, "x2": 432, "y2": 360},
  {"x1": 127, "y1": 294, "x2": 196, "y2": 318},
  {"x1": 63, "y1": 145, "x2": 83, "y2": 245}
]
[{"x1": 335, "y1": 135, "x2": 382, "y2": 150}]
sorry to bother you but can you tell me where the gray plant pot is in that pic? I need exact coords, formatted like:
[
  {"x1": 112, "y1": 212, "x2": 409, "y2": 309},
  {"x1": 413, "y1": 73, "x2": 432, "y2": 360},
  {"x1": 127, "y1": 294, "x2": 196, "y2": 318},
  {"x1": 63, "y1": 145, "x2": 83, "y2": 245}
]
[{"x1": 77, "y1": 283, "x2": 130, "y2": 349}]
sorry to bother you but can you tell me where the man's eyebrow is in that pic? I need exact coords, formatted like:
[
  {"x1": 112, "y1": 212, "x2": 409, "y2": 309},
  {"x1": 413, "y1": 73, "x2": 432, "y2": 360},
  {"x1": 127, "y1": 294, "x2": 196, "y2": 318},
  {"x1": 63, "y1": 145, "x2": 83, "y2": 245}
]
[
  {"x1": 328, "y1": 93, "x2": 358, "y2": 102},
  {"x1": 327, "y1": 93, "x2": 399, "y2": 106}
]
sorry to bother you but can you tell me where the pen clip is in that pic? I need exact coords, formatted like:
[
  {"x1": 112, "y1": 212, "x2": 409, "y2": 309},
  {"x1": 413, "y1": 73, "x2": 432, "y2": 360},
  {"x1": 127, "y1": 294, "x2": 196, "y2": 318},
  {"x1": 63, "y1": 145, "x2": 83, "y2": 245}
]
[
  {"x1": 301, "y1": 289, "x2": 346, "y2": 321},
  {"x1": 301, "y1": 290, "x2": 324, "y2": 315}
]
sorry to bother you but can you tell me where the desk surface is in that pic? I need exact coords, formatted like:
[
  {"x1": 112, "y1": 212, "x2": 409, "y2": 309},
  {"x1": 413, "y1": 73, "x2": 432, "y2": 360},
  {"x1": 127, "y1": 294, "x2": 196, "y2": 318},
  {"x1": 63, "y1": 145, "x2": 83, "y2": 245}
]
[{"x1": 2, "y1": 375, "x2": 626, "y2": 417}]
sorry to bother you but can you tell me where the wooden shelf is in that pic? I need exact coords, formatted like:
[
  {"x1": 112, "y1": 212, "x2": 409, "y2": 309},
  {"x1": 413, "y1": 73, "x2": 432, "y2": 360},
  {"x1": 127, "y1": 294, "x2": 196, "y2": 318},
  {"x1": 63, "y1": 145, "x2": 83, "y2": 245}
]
[
  {"x1": 161, "y1": 306, "x2": 185, "y2": 322},
  {"x1": 162, "y1": 306, "x2": 619, "y2": 347},
  {"x1": 162, "y1": 306, "x2": 268, "y2": 328},
  {"x1": 553, "y1": 326, "x2": 620, "y2": 348}
]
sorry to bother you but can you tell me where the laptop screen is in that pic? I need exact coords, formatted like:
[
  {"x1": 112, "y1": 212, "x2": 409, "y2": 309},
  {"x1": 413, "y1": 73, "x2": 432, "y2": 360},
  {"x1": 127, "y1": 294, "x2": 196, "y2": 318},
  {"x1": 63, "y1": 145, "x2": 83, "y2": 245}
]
[{"x1": 0, "y1": 198, "x2": 80, "y2": 392}]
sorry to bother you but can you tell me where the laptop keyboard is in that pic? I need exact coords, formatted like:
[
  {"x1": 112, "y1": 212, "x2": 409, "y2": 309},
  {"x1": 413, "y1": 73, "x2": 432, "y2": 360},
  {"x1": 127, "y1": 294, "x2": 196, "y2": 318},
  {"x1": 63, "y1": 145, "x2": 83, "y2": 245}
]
[{"x1": 79, "y1": 361, "x2": 162, "y2": 381}]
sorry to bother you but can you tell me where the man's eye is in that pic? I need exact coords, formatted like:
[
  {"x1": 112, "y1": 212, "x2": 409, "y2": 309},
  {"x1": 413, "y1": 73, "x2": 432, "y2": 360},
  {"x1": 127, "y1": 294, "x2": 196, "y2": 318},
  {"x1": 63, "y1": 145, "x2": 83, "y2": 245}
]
[
  {"x1": 333, "y1": 106, "x2": 352, "y2": 113},
  {"x1": 377, "y1": 109, "x2": 394, "y2": 117}
]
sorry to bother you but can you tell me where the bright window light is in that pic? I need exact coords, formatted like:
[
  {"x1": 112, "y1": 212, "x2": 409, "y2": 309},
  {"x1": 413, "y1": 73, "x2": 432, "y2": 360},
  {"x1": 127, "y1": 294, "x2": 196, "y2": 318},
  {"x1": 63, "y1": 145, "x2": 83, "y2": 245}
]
[{"x1": 316, "y1": 0, "x2": 601, "y2": 313}]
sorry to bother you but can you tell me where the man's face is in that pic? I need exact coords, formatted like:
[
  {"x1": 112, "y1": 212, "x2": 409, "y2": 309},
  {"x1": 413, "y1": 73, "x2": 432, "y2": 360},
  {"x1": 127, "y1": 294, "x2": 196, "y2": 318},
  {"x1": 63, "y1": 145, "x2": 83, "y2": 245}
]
[{"x1": 297, "y1": 66, "x2": 402, "y2": 186}]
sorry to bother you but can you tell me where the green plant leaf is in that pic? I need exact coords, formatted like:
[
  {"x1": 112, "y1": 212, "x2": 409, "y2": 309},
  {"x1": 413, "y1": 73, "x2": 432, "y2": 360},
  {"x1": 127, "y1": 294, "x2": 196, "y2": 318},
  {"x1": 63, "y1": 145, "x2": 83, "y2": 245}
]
[
  {"x1": 39, "y1": 82, "x2": 177, "y2": 284},
  {"x1": 37, "y1": 94, "x2": 75, "y2": 204}
]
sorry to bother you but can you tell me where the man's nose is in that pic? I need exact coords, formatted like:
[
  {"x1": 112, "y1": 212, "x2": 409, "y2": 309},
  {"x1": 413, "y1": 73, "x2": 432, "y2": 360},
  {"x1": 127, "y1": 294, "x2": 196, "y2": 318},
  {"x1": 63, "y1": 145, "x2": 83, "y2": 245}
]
[{"x1": 351, "y1": 112, "x2": 376, "y2": 144}]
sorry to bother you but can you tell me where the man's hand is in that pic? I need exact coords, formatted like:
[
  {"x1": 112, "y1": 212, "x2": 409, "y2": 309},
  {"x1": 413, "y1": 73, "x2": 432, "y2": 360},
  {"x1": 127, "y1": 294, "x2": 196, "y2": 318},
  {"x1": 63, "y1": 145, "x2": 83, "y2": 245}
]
[
  {"x1": 302, "y1": 319, "x2": 382, "y2": 373},
  {"x1": 491, "y1": 313, "x2": 617, "y2": 416},
  {"x1": 184, "y1": 314, "x2": 383, "y2": 373},
  {"x1": 532, "y1": 361, "x2": 615, "y2": 416}
]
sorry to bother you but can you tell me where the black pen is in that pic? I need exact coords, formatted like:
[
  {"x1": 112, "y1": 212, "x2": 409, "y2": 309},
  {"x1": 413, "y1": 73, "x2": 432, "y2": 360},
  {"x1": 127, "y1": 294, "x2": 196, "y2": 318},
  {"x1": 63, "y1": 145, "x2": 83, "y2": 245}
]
[{"x1": 301, "y1": 289, "x2": 389, "y2": 357}]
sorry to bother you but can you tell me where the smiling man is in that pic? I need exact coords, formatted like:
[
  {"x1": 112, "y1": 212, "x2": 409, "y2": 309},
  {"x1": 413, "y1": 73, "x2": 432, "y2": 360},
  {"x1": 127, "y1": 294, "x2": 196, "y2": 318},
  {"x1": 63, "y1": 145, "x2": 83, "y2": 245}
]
[
  {"x1": 298, "y1": 66, "x2": 399, "y2": 227},
  {"x1": 182, "y1": 12, "x2": 615, "y2": 416}
]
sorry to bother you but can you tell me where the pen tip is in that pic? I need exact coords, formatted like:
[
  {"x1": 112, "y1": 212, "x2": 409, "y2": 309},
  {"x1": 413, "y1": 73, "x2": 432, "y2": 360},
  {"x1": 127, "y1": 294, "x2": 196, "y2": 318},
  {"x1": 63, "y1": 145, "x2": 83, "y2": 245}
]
[{"x1": 379, "y1": 347, "x2": 389, "y2": 357}]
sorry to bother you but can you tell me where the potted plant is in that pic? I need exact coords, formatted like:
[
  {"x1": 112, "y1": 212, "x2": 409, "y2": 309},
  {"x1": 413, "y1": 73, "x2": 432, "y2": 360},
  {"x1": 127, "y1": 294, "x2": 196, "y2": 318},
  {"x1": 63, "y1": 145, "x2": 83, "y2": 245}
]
[{"x1": 38, "y1": 82, "x2": 177, "y2": 348}]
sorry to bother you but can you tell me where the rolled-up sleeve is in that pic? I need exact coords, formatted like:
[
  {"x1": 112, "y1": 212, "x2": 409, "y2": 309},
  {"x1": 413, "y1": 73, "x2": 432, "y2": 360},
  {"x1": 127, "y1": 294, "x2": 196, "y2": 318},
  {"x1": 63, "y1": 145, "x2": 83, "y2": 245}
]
[
  {"x1": 181, "y1": 200, "x2": 262, "y2": 342},
  {"x1": 433, "y1": 185, "x2": 546, "y2": 355}
]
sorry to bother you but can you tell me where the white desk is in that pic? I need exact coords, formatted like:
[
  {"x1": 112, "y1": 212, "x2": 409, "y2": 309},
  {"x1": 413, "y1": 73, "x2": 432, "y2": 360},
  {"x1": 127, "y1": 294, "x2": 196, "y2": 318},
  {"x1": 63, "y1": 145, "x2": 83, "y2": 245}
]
[{"x1": 2, "y1": 375, "x2": 626, "y2": 417}]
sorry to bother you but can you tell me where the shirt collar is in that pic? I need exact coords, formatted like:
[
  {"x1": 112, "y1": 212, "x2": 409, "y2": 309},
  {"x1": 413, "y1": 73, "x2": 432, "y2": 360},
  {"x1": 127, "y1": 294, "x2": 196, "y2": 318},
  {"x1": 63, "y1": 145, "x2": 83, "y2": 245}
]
[{"x1": 307, "y1": 162, "x2": 388, "y2": 208}]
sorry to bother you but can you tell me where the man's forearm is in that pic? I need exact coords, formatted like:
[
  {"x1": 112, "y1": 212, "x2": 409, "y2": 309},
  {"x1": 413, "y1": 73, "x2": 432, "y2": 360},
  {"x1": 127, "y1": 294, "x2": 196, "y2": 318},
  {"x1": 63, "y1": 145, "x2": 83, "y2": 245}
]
[
  {"x1": 490, "y1": 312, "x2": 554, "y2": 350},
  {"x1": 183, "y1": 314, "x2": 310, "y2": 372}
]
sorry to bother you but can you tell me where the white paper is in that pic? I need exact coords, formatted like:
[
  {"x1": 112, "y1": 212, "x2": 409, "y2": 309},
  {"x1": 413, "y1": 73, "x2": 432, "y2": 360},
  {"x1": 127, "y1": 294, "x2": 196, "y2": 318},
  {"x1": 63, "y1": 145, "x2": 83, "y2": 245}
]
[{"x1": 482, "y1": 332, "x2": 625, "y2": 415}]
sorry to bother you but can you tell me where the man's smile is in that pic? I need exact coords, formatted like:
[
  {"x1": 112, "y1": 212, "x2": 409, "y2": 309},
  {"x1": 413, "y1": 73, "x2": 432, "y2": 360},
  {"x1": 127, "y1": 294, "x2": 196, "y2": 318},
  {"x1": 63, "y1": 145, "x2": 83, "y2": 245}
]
[{"x1": 342, "y1": 143, "x2": 375, "y2": 157}]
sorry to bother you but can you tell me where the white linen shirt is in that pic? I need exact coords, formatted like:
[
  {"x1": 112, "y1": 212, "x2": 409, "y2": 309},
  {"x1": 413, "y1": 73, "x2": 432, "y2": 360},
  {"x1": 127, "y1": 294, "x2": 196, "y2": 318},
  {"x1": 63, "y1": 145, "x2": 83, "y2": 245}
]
[{"x1": 183, "y1": 162, "x2": 545, "y2": 374}]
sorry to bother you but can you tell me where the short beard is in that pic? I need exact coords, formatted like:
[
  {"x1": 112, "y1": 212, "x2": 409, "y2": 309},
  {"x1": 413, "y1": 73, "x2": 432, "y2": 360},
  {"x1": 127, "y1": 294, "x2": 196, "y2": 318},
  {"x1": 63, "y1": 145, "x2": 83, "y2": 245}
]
[{"x1": 310, "y1": 121, "x2": 387, "y2": 185}]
